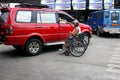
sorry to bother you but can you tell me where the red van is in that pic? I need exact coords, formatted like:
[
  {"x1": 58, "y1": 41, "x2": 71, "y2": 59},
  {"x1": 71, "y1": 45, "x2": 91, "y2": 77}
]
[{"x1": 0, "y1": 4, "x2": 92, "y2": 56}]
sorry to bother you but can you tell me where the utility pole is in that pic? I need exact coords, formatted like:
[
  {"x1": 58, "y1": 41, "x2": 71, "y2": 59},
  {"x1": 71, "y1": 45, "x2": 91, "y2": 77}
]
[{"x1": 102, "y1": 0, "x2": 104, "y2": 10}]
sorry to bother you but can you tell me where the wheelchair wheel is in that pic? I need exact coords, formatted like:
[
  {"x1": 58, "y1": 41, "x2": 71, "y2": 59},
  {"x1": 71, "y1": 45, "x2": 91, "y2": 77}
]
[
  {"x1": 69, "y1": 41, "x2": 86, "y2": 57},
  {"x1": 81, "y1": 39, "x2": 88, "y2": 51}
]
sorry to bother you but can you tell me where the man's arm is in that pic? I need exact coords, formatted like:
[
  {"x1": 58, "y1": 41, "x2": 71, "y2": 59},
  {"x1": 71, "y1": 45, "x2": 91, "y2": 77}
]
[{"x1": 71, "y1": 28, "x2": 79, "y2": 36}]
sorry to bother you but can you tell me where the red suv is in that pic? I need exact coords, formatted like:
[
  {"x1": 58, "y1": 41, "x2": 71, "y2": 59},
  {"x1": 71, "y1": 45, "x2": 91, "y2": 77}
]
[{"x1": 0, "y1": 4, "x2": 92, "y2": 56}]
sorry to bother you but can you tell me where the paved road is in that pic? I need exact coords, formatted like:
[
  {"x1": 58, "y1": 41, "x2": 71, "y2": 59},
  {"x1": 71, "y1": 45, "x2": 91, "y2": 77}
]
[{"x1": 0, "y1": 34, "x2": 120, "y2": 80}]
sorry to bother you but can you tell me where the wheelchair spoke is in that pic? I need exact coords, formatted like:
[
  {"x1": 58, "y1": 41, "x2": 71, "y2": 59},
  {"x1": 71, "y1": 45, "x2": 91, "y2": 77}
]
[{"x1": 69, "y1": 41, "x2": 86, "y2": 57}]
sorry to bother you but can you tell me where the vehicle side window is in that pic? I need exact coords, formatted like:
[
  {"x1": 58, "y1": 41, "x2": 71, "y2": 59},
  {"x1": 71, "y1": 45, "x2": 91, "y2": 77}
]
[
  {"x1": 95, "y1": 13, "x2": 97, "y2": 18},
  {"x1": 0, "y1": 12, "x2": 9, "y2": 23},
  {"x1": 58, "y1": 13, "x2": 74, "y2": 23},
  {"x1": 16, "y1": 11, "x2": 32, "y2": 23},
  {"x1": 39, "y1": 12, "x2": 56, "y2": 23},
  {"x1": 98, "y1": 12, "x2": 102, "y2": 18},
  {"x1": 88, "y1": 14, "x2": 92, "y2": 20},
  {"x1": 93, "y1": 13, "x2": 96, "y2": 18},
  {"x1": 37, "y1": 12, "x2": 41, "y2": 23},
  {"x1": 105, "y1": 11, "x2": 109, "y2": 18}
]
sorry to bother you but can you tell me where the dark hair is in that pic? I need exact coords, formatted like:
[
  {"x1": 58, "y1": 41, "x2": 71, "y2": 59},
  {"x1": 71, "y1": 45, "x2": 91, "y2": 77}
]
[{"x1": 73, "y1": 21, "x2": 79, "y2": 27}]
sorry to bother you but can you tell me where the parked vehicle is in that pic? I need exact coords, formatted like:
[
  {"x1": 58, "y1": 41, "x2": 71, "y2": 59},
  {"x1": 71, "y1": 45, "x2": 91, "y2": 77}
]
[
  {"x1": 0, "y1": 4, "x2": 92, "y2": 56},
  {"x1": 87, "y1": 9, "x2": 120, "y2": 36}
]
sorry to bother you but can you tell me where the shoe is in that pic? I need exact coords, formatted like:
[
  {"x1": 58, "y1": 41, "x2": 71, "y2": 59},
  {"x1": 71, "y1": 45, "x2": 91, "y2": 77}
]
[
  {"x1": 59, "y1": 49, "x2": 65, "y2": 55},
  {"x1": 64, "y1": 51, "x2": 69, "y2": 56},
  {"x1": 59, "y1": 49, "x2": 63, "y2": 51}
]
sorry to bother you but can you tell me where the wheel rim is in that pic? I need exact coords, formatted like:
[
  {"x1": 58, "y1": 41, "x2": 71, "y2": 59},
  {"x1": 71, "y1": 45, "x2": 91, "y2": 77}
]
[
  {"x1": 70, "y1": 41, "x2": 85, "y2": 56},
  {"x1": 97, "y1": 30, "x2": 99, "y2": 36},
  {"x1": 28, "y1": 42, "x2": 40, "y2": 54}
]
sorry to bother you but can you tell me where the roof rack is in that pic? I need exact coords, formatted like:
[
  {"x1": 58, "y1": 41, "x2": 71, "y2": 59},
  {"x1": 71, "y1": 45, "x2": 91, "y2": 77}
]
[{"x1": 15, "y1": 3, "x2": 49, "y2": 8}]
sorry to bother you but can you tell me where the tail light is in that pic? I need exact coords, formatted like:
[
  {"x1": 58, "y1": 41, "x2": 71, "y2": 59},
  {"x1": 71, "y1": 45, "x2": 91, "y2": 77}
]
[
  {"x1": 2, "y1": 23, "x2": 13, "y2": 35},
  {"x1": 104, "y1": 23, "x2": 106, "y2": 27},
  {"x1": 6, "y1": 26, "x2": 13, "y2": 34}
]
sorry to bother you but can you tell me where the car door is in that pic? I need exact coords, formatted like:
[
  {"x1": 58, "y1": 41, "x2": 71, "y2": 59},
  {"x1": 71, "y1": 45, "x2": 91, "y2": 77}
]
[
  {"x1": 36, "y1": 11, "x2": 59, "y2": 43},
  {"x1": 57, "y1": 13, "x2": 74, "y2": 41}
]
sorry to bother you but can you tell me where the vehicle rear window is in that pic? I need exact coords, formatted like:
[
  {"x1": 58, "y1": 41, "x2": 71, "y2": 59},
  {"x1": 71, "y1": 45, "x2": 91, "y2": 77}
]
[
  {"x1": 16, "y1": 11, "x2": 32, "y2": 23},
  {"x1": 0, "y1": 12, "x2": 9, "y2": 23},
  {"x1": 111, "y1": 12, "x2": 119, "y2": 21}
]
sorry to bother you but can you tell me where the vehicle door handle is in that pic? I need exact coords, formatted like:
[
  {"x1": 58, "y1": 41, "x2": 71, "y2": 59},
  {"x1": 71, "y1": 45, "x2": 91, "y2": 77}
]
[
  {"x1": 61, "y1": 25, "x2": 64, "y2": 28},
  {"x1": 37, "y1": 26, "x2": 42, "y2": 28}
]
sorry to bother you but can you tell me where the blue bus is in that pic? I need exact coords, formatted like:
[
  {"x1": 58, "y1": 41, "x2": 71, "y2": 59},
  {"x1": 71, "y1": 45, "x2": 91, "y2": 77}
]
[{"x1": 87, "y1": 9, "x2": 120, "y2": 36}]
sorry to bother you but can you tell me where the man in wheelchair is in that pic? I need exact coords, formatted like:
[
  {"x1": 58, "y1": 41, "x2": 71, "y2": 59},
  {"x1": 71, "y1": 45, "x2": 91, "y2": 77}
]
[
  {"x1": 63, "y1": 20, "x2": 88, "y2": 56},
  {"x1": 65, "y1": 20, "x2": 81, "y2": 48}
]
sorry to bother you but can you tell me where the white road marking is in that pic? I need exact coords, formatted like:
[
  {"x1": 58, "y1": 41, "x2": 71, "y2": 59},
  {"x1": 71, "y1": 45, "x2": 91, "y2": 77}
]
[
  {"x1": 111, "y1": 57, "x2": 120, "y2": 60},
  {"x1": 110, "y1": 60, "x2": 120, "y2": 64},
  {"x1": 104, "y1": 46, "x2": 120, "y2": 80}
]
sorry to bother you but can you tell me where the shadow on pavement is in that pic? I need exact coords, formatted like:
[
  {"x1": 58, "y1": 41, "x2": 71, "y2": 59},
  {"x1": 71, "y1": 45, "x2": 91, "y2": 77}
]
[
  {"x1": 42, "y1": 45, "x2": 62, "y2": 52},
  {"x1": 0, "y1": 49, "x2": 26, "y2": 58},
  {"x1": 94, "y1": 34, "x2": 120, "y2": 39},
  {"x1": 0, "y1": 45, "x2": 62, "y2": 58}
]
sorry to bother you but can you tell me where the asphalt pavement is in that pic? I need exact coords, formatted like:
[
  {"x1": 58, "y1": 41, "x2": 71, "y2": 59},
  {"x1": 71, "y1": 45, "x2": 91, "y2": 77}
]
[{"x1": 0, "y1": 34, "x2": 120, "y2": 80}]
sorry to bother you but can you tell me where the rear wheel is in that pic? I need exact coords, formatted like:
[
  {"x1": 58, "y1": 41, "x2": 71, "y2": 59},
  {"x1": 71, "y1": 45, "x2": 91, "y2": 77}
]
[
  {"x1": 24, "y1": 38, "x2": 43, "y2": 56},
  {"x1": 96, "y1": 28, "x2": 102, "y2": 36},
  {"x1": 69, "y1": 41, "x2": 86, "y2": 57},
  {"x1": 81, "y1": 39, "x2": 88, "y2": 51}
]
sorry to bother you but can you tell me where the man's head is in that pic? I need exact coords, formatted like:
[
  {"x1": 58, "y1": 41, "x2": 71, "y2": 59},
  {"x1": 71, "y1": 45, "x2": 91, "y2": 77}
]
[{"x1": 73, "y1": 20, "x2": 79, "y2": 27}]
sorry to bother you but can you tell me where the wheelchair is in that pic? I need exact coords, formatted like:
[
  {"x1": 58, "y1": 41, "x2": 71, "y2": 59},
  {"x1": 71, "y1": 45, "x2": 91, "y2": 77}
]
[{"x1": 62, "y1": 33, "x2": 88, "y2": 57}]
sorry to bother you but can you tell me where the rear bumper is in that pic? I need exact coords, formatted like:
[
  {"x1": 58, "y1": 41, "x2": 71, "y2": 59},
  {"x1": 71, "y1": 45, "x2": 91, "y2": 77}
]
[
  {"x1": 1, "y1": 35, "x2": 28, "y2": 46},
  {"x1": 103, "y1": 28, "x2": 120, "y2": 34}
]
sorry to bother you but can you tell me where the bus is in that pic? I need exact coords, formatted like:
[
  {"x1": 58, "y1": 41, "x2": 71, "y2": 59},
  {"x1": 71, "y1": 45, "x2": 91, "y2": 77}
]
[{"x1": 87, "y1": 9, "x2": 120, "y2": 36}]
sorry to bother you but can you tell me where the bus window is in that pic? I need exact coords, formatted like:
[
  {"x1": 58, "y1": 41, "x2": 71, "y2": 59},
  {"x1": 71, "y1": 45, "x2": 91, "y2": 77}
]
[
  {"x1": 98, "y1": 12, "x2": 103, "y2": 18},
  {"x1": 105, "y1": 11, "x2": 109, "y2": 18},
  {"x1": 93, "y1": 13, "x2": 97, "y2": 19},
  {"x1": 88, "y1": 13, "x2": 91, "y2": 19},
  {"x1": 111, "y1": 12, "x2": 119, "y2": 21}
]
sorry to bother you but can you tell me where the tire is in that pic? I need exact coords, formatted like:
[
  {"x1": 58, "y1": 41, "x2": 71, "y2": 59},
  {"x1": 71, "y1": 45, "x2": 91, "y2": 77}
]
[
  {"x1": 83, "y1": 33, "x2": 90, "y2": 45},
  {"x1": 24, "y1": 38, "x2": 43, "y2": 56},
  {"x1": 81, "y1": 39, "x2": 88, "y2": 51},
  {"x1": 69, "y1": 41, "x2": 86, "y2": 57},
  {"x1": 96, "y1": 28, "x2": 102, "y2": 36}
]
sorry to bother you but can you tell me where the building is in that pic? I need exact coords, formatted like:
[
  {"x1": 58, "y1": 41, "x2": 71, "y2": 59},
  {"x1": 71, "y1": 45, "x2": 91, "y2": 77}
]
[
  {"x1": 0, "y1": 0, "x2": 120, "y2": 23},
  {"x1": 39, "y1": 0, "x2": 119, "y2": 23}
]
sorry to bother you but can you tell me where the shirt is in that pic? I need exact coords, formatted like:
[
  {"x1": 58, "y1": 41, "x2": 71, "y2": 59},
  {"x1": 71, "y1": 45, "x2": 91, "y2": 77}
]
[{"x1": 72, "y1": 26, "x2": 81, "y2": 36}]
